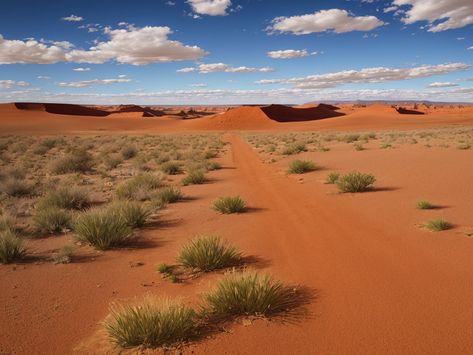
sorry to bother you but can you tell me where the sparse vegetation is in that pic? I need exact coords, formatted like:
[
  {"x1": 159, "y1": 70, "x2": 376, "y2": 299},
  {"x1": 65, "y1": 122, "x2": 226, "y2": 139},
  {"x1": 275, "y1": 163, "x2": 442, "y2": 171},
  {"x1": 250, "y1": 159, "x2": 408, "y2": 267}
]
[
  {"x1": 416, "y1": 200, "x2": 434, "y2": 210},
  {"x1": 178, "y1": 236, "x2": 241, "y2": 271},
  {"x1": 53, "y1": 244, "x2": 74, "y2": 264},
  {"x1": 0, "y1": 230, "x2": 26, "y2": 264},
  {"x1": 203, "y1": 272, "x2": 296, "y2": 318},
  {"x1": 52, "y1": 149, "x2": 94, "y2": 174},
  {"x1": 33, "y1": 206, "x2": 72, "y2": 234},
  {"x1": 74, "y1": 207, "x2": 133, "y2": 250},
  {"x1": 424, "y1": 219, "x2": 451, "y2": 232},
  {"x1": 326, "y1": 172, "x2": 340, "y2": 184},
  {"x1": 160, "y1": 161, "x2": 182, "y2": 175},
  {"x1": 287, "y1": 160, "x2": 316, "y2": 174},
  {"x1": 37, "y1": 186, "x2": 90, "y2": 210},
  {"x1": 336, "y1": 172, "x2": 376, "y2": 193},
  {"x1": 213, "y1": 196, "x2": 246, "y2": 214},
  {"x1": 181, "y1": 170, "x2": 205, "y2": 186},
  {"x1": 109, "y1": 201, "x2": 151, "y2": 228},
  {"x1": 116, "y1": 173, "x2": 163, "y2": 200},
  {"x1": 157, "y1": 186, "x2": 182, "y2": 204},
  {"x1": 105, "y1": 296, "x2": 197, "y2": 348}
]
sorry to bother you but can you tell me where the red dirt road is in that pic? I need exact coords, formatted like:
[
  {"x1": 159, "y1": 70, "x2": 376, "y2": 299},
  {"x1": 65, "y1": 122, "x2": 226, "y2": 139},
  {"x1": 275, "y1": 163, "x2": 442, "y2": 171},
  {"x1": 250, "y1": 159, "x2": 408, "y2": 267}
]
[{"x1": 189, "y1": 134, "x2": 473, "y2": 354}]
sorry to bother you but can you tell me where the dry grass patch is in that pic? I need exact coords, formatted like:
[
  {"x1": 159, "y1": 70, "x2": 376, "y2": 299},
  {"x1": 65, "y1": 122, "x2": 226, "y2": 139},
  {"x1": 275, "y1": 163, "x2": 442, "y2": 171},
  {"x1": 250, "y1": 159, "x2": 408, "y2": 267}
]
[
  {"x1": 213, "y1": 196, "x2": 246, "y2": 214},
  {"x1": 0, "y1": 230, "x2": 26, "y2": 264},
  {"x1": 336, "y1": 172, "x2": 376, "y2": 193}
]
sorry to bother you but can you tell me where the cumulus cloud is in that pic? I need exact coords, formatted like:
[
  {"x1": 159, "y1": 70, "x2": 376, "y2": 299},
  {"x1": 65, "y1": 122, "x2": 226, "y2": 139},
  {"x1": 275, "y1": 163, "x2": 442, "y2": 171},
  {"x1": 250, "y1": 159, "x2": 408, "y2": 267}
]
[
  {"x1": 267, "y1": 49, "x2": 316, "y2": 59},
  {"x1": 57, "y1": 78, "x2": 131, "y2": 88},
  {"x1": 187, "y1": 0, "x2": 232, "y2": 16},
  {"x1": 427, "y1": 82, "x2": 459, "y2": 88},
  {"x1": 0, "y1": 80, "x2": 30, "y2": 89},
  {"x1": 0, "y1": 35, "x2": 66, "y2": 64},
  {"x1": 62, "y1": 15, "x2": 83, "y2": 22},
  {"x1": 268, "y1": 9, "x2": 384, "y2": 35},
  {"x1": 73, "y1": 67, "x2": 90, "y2": 72},
  {"x1": 0, "y1": 26, "x2": 207, "y2": 65},
  {"x1": 65, "y1": 26, "x2": 207, "y2": 65},
  {"x1": 177, "y1": 62, "x2": 274, "y2": 73},
  {"x1": 37, "y1": 76, "x2": 51, "y2": 80},
  {"x1": 391, "y1": 0, "x2": 473, "y2": 32},
  {"x1": 257, "y1": 63, "x2": 470, "y2": 89}
]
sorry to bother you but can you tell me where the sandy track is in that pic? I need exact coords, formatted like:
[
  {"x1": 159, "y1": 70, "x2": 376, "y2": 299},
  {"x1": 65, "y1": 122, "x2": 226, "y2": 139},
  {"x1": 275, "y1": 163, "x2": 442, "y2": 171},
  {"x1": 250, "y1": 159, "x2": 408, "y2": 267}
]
[{"x1": 190, "y1": 134, "x2": 473, "y2": 354}]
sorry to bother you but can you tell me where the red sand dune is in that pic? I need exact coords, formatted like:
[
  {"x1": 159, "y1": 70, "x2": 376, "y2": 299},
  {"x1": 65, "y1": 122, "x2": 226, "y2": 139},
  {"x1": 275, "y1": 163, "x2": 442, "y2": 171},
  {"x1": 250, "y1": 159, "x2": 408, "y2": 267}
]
[
  {"x1": 14, "y1": 102, "x2": 110, "y2": 117},
  {"x1": 395, "y1": 106, "x2": 425, "y2": 115},
  {"x1": 261, "y1": 103, "x2": 345, "y2": 122}
]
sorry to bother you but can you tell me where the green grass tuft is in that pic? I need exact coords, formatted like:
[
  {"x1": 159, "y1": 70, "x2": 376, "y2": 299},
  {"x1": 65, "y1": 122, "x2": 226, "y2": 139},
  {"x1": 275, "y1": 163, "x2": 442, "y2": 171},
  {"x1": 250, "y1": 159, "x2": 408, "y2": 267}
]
[
  {"x1": 287, "y1": 160, "x2": 316, "y2": 174},
  {"x1": 104, "y1": 296, "x2": 197, "y2": 348},
  {"x1": 213, "y1": 196, "x2": 246, "y2": 214},
  {"x1": 181, "y1": 170, "x2": 205, "y2": 186},
  {"x1": 326, "y1": 172, "x2": 340, "y2": 184},
  {"x1": 336, "y1": 171, "x2": 376, "y2": 193},
  {"x1": 52, "y1": 149, "x2": 94, "y2": 174},
  {"x1": 37, "y1": 187, "x2": 90, "y2": 210},
  {"x1": 0, "y1": 230, "x2": 26, "y2": 264},
  {"x1": 177, "y1": 236, "x2": 241, "y2": 272},
  {"x1": 424, "y1": 219, "x2": 451, "y2": 232},
  {"x1": 33, "y1": 206, "x2": 72, "y2": 234},
  {"x1": 416, "y1": 200, "x2": 434, "y2": 210}
]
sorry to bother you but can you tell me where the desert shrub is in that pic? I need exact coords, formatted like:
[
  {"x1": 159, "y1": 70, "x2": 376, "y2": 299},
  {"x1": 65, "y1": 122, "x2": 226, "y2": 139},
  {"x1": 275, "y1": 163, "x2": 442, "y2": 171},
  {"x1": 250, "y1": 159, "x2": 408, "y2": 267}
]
[
  {"x1": 204, "y1": 150, "x2": 218, "y2": 159},
  {"x1": 342, "y1": 134, "x2": 360, "y2": 143},
  {"x1": 33, "y1": 206, "x2": 72, "y2": 234},
  {"x1": 326, "y1": 172, "x2": 340, "y2": 184},
  {"x1": 457, "y1": 143, "x2": 471, "y2": 150},
  {"x1": 74, "y1": 207, "x2": 133, "y2": 250},
  {"x1": 206, "y1": 161, "x2": 222, "y2": 171},
  {"x1": 52, "y1": 149, "x2": 93, "y2": 174},
  {"x1": 109, "y1": 201, "x2": 150, "y2": 228},
  {"x1": 282, "y1": 142, "x2": 306, "y2": 155},
  {"x1": 105, "y1": 296, "x2": 197, "y2": 348},
  {"x1": 424, "y1": 219, "x2": 451, "y2": 232},
  {"x1": 203, "y1": 273, "x2": 295, "y2": 318},
  {"x1": 178, "y1": 236, "x2": 241, "y2": 271},
  {"x1": 336, "y1": 172, "x2": 376, "y2": 193},
  {"x1": 0, "y1": 177, "x2": 33, "y2": 197},
  {"x1": 213, "y1": 196, "x2": 246, "y2": 214},
  {"x1": 380, "y1": 143, "x2": 393, "y2": 149},
  {"x1": 103, "y1": 154, "x2": 123, "y2": 169},
  {"x1": 157, "y1": 263, "x2": 173, "y2": 274},
  {"x1": 157, "y1": 186, "x2": 182, "y2": 204},
  {"x1": 0, "y1": 230, "x2": 26, "y2": 264},
  {"x1": 116, "y1": 174, "x2": 164, "y2": 200},
  {"x1": 0, "y1": 214, "x2": 15, "y2": 232},
  {"x1": 287, "y1": 160, "x2": 316, "y2": 174},
  {"x1": 38, "y1": 187, "x2": 90, "y2": 210},
  {"x1": 354, "y1": 143, "x2": 365, "y2": 151},
  {"x1": 53, "y1": 244, "x2": 74, "y2": 264},
  {"x1": 181, "y1": 170, "x2": 205, "y2": 186},
  {"x1": 121, "y1": 145, "x2": 138, "y2": 160},
  {"x1": 416, "y1": 200, "x2": 434, "y2": 210},
  {"x1": 160, "y1": 161, "x2": 182, "y2": 175}
]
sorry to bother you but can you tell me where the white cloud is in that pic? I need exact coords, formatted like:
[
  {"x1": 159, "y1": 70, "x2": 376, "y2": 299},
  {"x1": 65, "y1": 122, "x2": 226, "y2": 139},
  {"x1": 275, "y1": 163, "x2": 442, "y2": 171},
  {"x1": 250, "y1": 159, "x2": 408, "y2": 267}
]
[
  {"x1": 257, "y1": 63, "x2": 470, "y2": 89},
  {"x1": 65, "y1": 26, "x2": 207, "y2": 65},
  {"x1": 0, "y1": 35, "x2": 66, "y2": 64},
  {"x1": 118, "y1": 74, "x2": 127, "y2": 78},
  {"x1": 187, "y1": 0, "x2": 232, "y2": 16},
  {"x1": 428, "y1": 82, "x2": 459, "y2": 88},
  {"x1": 267, "y1": 49, "x2": 315, "y2": 59},
  {"x1": 468, "y1": 46, "x2": 473, "y2": 50},
  {"x1": 57, "y1": 78, "x2": 131, "y2": 88},
  {"x1": 0, "y1": 80, "x2": 30, "y2": 89},
  {"x1": 62, "y1": 15, "x2": 83, "y2": 22},
  {"x1": 190, "y1": 83, "x2": 207, "y2": 87},
  {"x1": 37, "y1": 76, "x2": 51, "y2": 80},
  {"x1": 73, "y1": 67, "x2": 90, "y2": 72},
  {"x1": 268, "y1": 9, "x2": 384, "y2": 35},
  {"x1": 391, "y1": 0, "x2": 473, "y2": 32},
  {"x1": 0, "y1": 26, "x2": 206, "y2": 65},
  {"x1": 384, "y1": 6, "x2": 398, "y2": 13},
  {"x1": 177, "y1": 62, "x2": 274, "y2": 73}
]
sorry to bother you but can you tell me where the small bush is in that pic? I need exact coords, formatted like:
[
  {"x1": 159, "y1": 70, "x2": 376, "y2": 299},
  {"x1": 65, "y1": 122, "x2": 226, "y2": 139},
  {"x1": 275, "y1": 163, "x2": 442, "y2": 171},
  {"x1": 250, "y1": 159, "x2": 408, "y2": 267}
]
[
  {"x1": 0, "y1": 214, "x2": 15, "y2": 232},
  {"x1": 0, "y1": 178, "x2": 33, "y2": 197},
  {"x1": 53, "y1": 244, "x2": 74, "y2": 264},
  {"x1": 157, "y1": 263, "x2": 173, "y2": 274},
  {"x1": 121, "y1": 145, "x2": 138, "y2": 160},
  {"x1": 213, "y1": 196, "x2": 246, "y2": 214},
  {"x1": 326, "y1": 172, "x2": 340, "y2": 184},
  {"x1": 203, "y1": 273, "x2": 295, "y2": 318},
  {"x1": 33, "y1": 207, "x2": 72, "y2": 234},
  {"x1": 206, "y1": 161, "x2": 222, "y2": 171},
  {"x1": 424, "y1": 219, "x2": 451, "y2": 232},
  {"x1": 287, "y1": 160, "x2": 316, "y2": 174},
  {"x1": 416, "y1": 200, "x2": 434, "y2": 210},
  {"x1": 0, "y1": 230, "x2": 26, "y2": 264},
  {"x1": 354, "y1": 143, "x2": 365, "y2": 151},
  {"x1": 157, "y1": 187, "x2": 182, "y2": 204},
  {"x1": 52, "y1": 149, "x2": 94, "y2": 174},
  {"x1": 105, "y1": 296, "x2": 197, "y2": 348},
  {"x1": 336, "y1": 172, "x2": 376, "y2": 193},
  {"x1": 109, "y1": 202, "x2": 150, "y2": 228},
  {"x1": 74, "y1": 207, "x2": 133, "y2": 250},
  {"x1": 160, "y1": 161, "x2": 182, "y2": 175},
  {"x1": 181, "y1": 170, "x2": 205, "y2": 186},
  {"x1": 282, "y1": 142, "x2": 306, "y2": 155},
  {"x1": 342, "y1": 134, "x2": 360, "y2": 143},
  {"x1": 457, "y1": 143, "x2": 471, "y2": 150},
  {"x1": 178, "y1": 236, "x2": 241, "y2": 271},
  {"x1": 116, "y1": 174, "x2": 164, "y2": 201},
  {"x1": 38, "y1": 187, "x2": 90, "y2": 210},
  {"x1": 103, "y1": 154, "x2": 123, "y2": 169}
]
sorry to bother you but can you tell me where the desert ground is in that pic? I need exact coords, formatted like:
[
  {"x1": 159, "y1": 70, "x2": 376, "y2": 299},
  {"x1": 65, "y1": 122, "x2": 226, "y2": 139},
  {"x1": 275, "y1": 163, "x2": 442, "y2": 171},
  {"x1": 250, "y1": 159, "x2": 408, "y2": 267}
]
[{"x1": 1, "y1": 102, "x2": 473, "y2": 354}]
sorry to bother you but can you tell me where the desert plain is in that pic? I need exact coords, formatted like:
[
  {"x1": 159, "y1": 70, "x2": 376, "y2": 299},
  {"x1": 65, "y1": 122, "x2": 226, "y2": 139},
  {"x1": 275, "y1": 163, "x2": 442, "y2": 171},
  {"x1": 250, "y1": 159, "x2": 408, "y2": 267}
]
[{"x1": 0, "y1": 101, "x2": 473, "y2": 355}]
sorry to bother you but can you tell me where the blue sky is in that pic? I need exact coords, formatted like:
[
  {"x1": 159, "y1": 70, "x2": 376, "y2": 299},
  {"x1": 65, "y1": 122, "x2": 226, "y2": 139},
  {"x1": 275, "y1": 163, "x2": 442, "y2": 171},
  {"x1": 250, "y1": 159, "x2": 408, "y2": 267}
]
[{"x1": 0, "y1": 0, "x2": 472, "y2": 104}]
